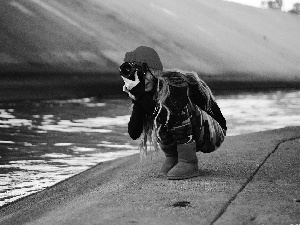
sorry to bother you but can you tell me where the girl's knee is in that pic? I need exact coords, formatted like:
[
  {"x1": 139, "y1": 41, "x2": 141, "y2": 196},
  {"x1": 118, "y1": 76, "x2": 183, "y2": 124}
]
[{"x1": 196, "y1": 143, "x2": 216, "y2": 153}]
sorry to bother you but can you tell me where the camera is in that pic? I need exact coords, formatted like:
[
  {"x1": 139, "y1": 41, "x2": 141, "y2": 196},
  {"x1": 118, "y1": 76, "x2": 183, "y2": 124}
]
[{"x1": 119, "y1": 62, "x2": 148, "y2": 81}]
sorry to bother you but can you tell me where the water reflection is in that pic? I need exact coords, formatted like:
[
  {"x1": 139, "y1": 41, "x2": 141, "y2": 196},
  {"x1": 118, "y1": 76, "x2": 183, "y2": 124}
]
[
  {"x1": 0, "y1": 90, "x2": 299, "y2": 207},
  {"x1": 0, "y1": 98, "x2": 139, "y2": 206},
  {"x1": 217, "y1": 90, "x2": 300, "y2": 135}
]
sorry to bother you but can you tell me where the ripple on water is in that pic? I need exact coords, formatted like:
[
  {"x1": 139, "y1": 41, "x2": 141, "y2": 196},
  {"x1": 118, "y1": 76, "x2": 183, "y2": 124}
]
[{"x1": 0, "y1": 92, "x2": 300, "y2": 206}]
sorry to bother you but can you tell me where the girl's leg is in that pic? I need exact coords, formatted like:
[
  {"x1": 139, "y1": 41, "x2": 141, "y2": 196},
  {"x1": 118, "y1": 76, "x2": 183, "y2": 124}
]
[
  {"x1": 189, "y1": 104, "x2": 226, "y2": 153},
  {"x1": 166, "y1": 106, "x2": 199, "y2": 179},
  {"x1": 156, "y1": 125, "x2": 178, "y2": 176},
  {"x1": 158, "y1": 141, "x2": 178, "y2": 176}
]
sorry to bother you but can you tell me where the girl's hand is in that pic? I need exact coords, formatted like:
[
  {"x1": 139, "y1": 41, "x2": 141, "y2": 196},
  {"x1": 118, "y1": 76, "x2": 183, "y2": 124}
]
[
  {"x1": 123, "y1": 85, "x2": 136, "y2": 100},
  {"x1": 121, "y1": 71, "x2": 140, "y2": 91}
]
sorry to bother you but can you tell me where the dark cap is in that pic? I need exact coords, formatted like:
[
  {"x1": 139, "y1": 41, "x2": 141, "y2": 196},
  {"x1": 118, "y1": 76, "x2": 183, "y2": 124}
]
[{"x1": 124, "y1": 46, "x2": 163, "y2": 70}]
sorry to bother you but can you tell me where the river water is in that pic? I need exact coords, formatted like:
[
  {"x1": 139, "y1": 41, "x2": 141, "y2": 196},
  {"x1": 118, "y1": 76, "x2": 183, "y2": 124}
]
[{"x1": 0, "y1": 90, "x2": 299, "y2": 207}]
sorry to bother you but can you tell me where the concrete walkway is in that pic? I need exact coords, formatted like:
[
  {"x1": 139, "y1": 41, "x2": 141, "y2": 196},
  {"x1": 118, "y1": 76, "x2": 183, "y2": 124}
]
[{"x1": 0, "y1": 127, "x2": 299, "y2": 225}]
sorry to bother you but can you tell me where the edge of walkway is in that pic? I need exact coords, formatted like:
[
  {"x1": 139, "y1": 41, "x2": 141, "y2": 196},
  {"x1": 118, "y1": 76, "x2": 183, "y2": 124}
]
[{"x1": 0, "y1": 126, "x2": 300, "y2": 225}]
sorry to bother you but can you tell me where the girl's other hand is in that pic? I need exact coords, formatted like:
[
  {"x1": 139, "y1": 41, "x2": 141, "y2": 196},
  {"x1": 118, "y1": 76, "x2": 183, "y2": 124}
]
[{"x1": 121, "y1": 71, "x2": 140, "y2": 90}]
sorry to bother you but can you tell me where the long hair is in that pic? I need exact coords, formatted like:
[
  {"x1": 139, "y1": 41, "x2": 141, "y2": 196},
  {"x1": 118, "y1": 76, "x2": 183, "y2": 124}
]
[
  {"x1": 138, "y1": 69, "x2": 160, "y2": 158},
  {"x1": 139, "y1": 69, "x2": 214, "y2": 157}
]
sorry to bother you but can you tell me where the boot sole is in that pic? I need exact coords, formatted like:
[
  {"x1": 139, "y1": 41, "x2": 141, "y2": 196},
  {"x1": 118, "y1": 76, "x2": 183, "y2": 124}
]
[{"x1": 167, "y1": 170, "x2": 200, "y2": 180}]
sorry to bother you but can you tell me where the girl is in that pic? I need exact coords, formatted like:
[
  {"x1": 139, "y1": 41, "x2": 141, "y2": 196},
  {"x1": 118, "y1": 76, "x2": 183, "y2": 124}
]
[{"x1": 121, "y1": 46, "x2": 226, "y2": 180}]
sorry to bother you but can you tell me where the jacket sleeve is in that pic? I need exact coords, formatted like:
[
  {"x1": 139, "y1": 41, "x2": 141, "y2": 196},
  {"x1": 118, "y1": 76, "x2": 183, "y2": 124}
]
[
  {"x1": 188, "y1": 83, "x2": 227, "y2": 131},
  {"x1": 128, "y1": 102, "x2": 144, "y2": 140},
  {"x1": 129, "y1": 82, "x2": 156, "y2": 116},
  {"x1": 188, "y1": 84, "x2": 207, "y2": 110},
  {"x1": 210, "y1": 100, "x2": 227, "y2": 131},
  {"x1": 127, "y1": 82, "x2": 157, "y2": 140}
]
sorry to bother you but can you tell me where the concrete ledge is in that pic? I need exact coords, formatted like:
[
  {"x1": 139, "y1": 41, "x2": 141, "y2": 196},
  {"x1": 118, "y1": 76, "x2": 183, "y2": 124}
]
[{"x1": 0, "y1": 127, "x2": 299, "y2": 225}]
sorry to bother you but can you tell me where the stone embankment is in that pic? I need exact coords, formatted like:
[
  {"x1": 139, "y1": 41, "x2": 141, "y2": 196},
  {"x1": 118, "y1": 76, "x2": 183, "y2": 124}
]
[{"x1": 0, "y1": 126, "x2": 299, "y2": 225}]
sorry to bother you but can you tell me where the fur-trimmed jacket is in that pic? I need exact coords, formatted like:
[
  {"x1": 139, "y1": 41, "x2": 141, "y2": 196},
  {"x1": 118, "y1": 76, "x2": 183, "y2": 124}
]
[{"x1": 127, "y1": 79, "x2": 227, "y2": 140}]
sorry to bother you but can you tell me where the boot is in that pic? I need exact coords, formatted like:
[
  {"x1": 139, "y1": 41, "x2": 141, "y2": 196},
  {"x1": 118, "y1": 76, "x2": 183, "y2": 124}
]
[
  {"x1": 159, "y1": 141, "x2": 178, "y2": 176},
  {"x1": 167, "y1": 142, "x2": 199, "y2": 180}
]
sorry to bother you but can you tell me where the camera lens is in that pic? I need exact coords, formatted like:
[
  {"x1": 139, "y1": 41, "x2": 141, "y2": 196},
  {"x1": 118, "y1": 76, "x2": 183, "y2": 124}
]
[{"x1": 119, "y1": 62, "x2": 134, "y2": 78}]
